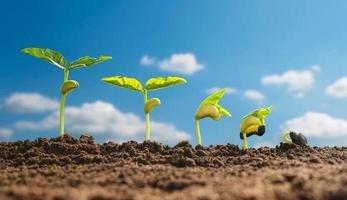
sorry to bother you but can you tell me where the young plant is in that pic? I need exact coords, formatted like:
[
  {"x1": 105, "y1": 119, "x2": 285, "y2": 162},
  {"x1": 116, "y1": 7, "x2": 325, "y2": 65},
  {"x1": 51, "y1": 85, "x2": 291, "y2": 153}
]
[
  {"x1": 194, "y1": 89, "x2": 231, "y2": 145},
  {"x1": 101, "y1": 76, "x2": 187, "y2": 141},
  {"x1": 21, "y1": 48, "x2": 111, "y2": 137},
  {"x1": 282, "y1": 131, "x2": 307, "y2": 146},
  {"x1": 240, "y1": 106, "x2": 272, "y2": 149}
]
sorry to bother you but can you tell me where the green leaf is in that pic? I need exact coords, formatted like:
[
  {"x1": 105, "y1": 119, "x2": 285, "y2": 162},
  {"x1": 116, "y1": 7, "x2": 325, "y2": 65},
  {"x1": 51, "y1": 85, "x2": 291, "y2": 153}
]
[
  {"x1": 200, "y1": 89, "x2": 226, "y2": 107},
  {"x1": 61, "y1": 80, "x2": 79, "y2": 96},
  {"x1": 216, "y1": 104, "x2": 232, "y2": 117},
  {"x1": 242, "y1": 106, "x2": 272, "y2": 125},
  {"x1": 101, "y1": 76, "x2": 143, "y2": 92},
  {"x1": 145, "y1": 76, "x2": 187, "y2": 91},
  {"x1": 69, "y1": 55, "x2": 112, "y2": 69},
  {"x1": 21, "y1": 48, "x2": 67, "y2": 69}
]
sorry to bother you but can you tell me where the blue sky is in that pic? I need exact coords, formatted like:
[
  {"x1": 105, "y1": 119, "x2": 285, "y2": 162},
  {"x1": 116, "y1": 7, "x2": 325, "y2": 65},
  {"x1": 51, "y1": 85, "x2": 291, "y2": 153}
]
[{"x1": 1, "y1": 1, "x2": 347, "y2": 147}]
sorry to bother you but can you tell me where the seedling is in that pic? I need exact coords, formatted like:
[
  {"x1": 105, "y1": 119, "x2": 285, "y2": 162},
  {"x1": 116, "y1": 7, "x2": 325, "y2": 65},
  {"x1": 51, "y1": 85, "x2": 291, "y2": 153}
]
[
  {"x1": 21, "y1": 48, "x2": 111, "y2": 137},
  {"x1": 282, "y1": 132, "x2": 307, "y2": 146},
  {"x1": 240, "y1": 106, "x2": 272, "y2": 149},
  {"x1": 194, "y1": 89, "x2": 231, "y2": 145},
  {"x1": 101, "y1": 76, "x2": 187, "y2": 141}
]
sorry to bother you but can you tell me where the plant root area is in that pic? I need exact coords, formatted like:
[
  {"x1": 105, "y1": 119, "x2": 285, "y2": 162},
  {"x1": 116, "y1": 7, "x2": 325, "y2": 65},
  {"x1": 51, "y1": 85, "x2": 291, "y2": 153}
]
[{"x1": 0, "y1": 135, "x2": 346, "y2": 200}]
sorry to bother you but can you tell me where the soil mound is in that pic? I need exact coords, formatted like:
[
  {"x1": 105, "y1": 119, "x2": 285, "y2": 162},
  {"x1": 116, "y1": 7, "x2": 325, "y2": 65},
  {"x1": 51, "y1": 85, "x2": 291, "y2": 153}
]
[
  {"x1": 0, "y1": 134, "x2": 346, "y2": 167},
  {"x1": 0, "y1": 135, "x2": 346, "y2": 200}
]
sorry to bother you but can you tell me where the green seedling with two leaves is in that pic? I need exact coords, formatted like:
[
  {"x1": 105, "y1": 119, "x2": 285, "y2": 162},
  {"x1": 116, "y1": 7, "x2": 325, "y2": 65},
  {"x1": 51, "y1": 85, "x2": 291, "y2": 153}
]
[
  {"x1": 194, "y1": 89, "x2": 232, "y2": 145},
  {"x1": 21, "y1": 48, "x2": 111, "y2": 137},
  {"x1": 101, "y1": 76, "x2": 187, "y2": 141},
  {"x1": 240, "y1": 106, "x2": 272, "y2": 149}
]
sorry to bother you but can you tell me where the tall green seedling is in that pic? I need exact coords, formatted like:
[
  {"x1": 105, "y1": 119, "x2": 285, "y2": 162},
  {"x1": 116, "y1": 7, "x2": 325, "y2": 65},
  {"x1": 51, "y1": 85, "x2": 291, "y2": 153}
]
[
  {"x1": 21, "y1": 48, "x2": 111, "y2": 137},
  {"x1": 194, "y1": 89, "x2": 231, "y2": 145},
  {"x1": 102, "y1": 76, "x2": 187, "y2": 141}
]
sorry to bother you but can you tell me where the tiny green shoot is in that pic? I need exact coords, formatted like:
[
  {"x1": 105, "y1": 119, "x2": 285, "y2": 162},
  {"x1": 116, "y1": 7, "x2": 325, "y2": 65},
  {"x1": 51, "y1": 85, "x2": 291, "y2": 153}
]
[
  {"x1": 21, "y1": 48, "x2": 111, "y2": 137},
  {"x1": 101, "y1": 76, "x2": 187, "y2": 141},
  {"x1": 282, "y1": 131, "x2": 308, "y2": 146},
  {"x1": 194, "y1": 89, "x2": 231, "y2": 145},
  {"x1": 282, "y1": 132, "x2": 292, "y2": 144},
  {"x1": 240, "y1": 106, "x2": 272, "y2": 149}
]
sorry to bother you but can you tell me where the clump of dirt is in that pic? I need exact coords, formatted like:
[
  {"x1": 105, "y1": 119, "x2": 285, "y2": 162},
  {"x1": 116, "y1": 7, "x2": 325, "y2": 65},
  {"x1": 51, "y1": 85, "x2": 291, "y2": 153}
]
[{"x1": 0, "y1": 134, "x2": 346, "y2": 200}]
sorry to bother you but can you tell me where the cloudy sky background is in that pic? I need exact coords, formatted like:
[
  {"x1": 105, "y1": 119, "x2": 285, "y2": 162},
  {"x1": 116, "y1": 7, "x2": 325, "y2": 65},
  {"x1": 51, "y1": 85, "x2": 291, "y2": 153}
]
[{"x1": 1, "y1": 1, "x2": 347, "y2": 147}]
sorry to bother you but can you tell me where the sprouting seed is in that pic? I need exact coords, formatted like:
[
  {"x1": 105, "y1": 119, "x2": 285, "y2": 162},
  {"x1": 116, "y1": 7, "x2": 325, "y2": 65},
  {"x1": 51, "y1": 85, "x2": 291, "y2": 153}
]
[
  {"x1": 21, "y1": 48, "x2": 111, "y2": 137},
  {"x1": 101, "y1": 76, "x2": 187, "y2": 141},
  {"x1": 240, "y1": 106, "x2": 272, "y2": 149},
  {"x1": 194, "y1": 89, "x2": 231, "y2": 145},
  {"x1": 282, "y1": 131, "x2": 307, "y2": 146}
]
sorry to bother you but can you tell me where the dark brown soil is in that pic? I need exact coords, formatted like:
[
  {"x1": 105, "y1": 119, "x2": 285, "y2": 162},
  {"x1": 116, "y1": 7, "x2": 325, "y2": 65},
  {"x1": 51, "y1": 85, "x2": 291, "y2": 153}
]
[{"x1": 0, "y1": 135, "x2": 346, "y2": 200}]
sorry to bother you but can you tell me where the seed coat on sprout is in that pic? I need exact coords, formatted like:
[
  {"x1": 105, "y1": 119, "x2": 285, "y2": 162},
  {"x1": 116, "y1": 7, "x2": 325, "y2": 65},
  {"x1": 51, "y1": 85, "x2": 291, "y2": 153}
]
[{"x1": 240, "y1": 106, "x2": 272, "y2": 149}]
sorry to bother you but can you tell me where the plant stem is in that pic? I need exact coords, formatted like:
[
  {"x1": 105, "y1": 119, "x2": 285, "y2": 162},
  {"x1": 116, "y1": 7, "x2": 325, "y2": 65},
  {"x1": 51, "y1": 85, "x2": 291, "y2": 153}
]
[
  {"x1": 242, "y1": 133, "x2": 248, "y2": 150},
  {"x1": 145, "y1": 113, "x2": 150, "y2": 141},
  {"x1": 59, "y1": 69, "x2": 69, "y2": 138},
  {"x1": 282, "y1": 132, "x2": 292, "y2": 144},
  {"x1": 143, "y1": 90, "x2": 150, "y2": 141},
  {"x1": 195, "y1": 119, "x2": 202, "y2": 145}
]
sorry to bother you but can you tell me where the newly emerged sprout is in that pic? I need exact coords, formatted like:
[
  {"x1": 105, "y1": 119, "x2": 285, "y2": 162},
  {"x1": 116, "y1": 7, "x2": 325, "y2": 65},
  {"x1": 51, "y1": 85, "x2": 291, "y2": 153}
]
[
  {"x1": 240, "y1": 106, "x2": 272, "y2": 149},
  {"x1": 101, "y1": 76, "x2": 187, "y2": 141},
  {"x1": 21, "y1": 48, "x2": 111, "y2": 137},
  {"x1": 282, "y1": 131, "x2": 307, "y2": 146},
  {"x1": 194, "y1": 89, "x2": 231, "y2": 145}
]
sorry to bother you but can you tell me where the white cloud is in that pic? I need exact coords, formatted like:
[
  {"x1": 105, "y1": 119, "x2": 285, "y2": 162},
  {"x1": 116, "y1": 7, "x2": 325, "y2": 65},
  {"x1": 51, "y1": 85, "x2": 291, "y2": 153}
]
[
  {"x1": 140, "y1": 53, "x2": 204, "y2": 75},
  {"x1": 0, "y1": 128, "x2": 13, "y2": 137},
  {"x1": 205, "y1": 87, "x2": 237, "y2": 95},
  {"x1": 325, "y1": 77, "x2": 347, "y2": 98},
  {"x1": 140, "y1": 55, "x2": 156, "y2": 66},
  {"x1": 261, "y1": 66, "x2": 319, "y2": 98},
  {"x1": 151, "y1": 122, "x2": 191, "y2": 143},
  {"x1": 243, "y1": 90, "x2": 265, "y2": 103},
  {"x1": 15, "y1": 100, "x2": 190, "y2": 144},
  {"x1": 3, "y1": 93, "x2": 59, "y2": 113},
  {"x1": 281, "y1": 112, "x2": 347, "y2": 138}
]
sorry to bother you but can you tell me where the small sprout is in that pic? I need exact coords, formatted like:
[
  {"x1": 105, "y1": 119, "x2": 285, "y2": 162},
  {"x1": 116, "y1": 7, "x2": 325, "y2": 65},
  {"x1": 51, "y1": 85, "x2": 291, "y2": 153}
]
[
  {"x1": 21, "y1": 48, "x2": 111, "y2": 137},
  {"x1": 240, "y1": 106, "x2": 272, "y2": 150},
  {"x1": 194, "y1": 89, "x2": 231, "y2": 145},
  {"x1": 282, "y1": 132, "x2": 308, "y2": 146},
  {"x1": 102, "y1": 76, "x2": 187, "y2": 141}
]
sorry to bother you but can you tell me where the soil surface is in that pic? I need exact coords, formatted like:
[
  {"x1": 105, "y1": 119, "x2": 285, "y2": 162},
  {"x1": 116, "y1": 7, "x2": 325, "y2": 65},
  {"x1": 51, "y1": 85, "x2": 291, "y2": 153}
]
[{"x1": 0, "y1": 135, "x2": 346, "y2": 200}]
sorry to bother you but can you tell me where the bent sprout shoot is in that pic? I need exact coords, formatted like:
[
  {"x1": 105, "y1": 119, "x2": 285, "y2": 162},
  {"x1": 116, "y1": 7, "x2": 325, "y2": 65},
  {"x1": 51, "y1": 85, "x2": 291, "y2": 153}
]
[
  {"x1": 240, "y1": 106, "x2": 272, "y2": 150},
  {"x1": 102, "y1": 76, "x2": 187, "y2": 141},
  {"x1": 21, "y1": 48, "x2": 111, "y2": 137},
  {"x1": 282, "y1": 132, "x2": 292, "y2": 144},
  {"x1": 282, "y1": 132, "x2": 308, "y2": 146},
  {"x1": 194, "y1": 89, "x2": 231, "y2": 145}
]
